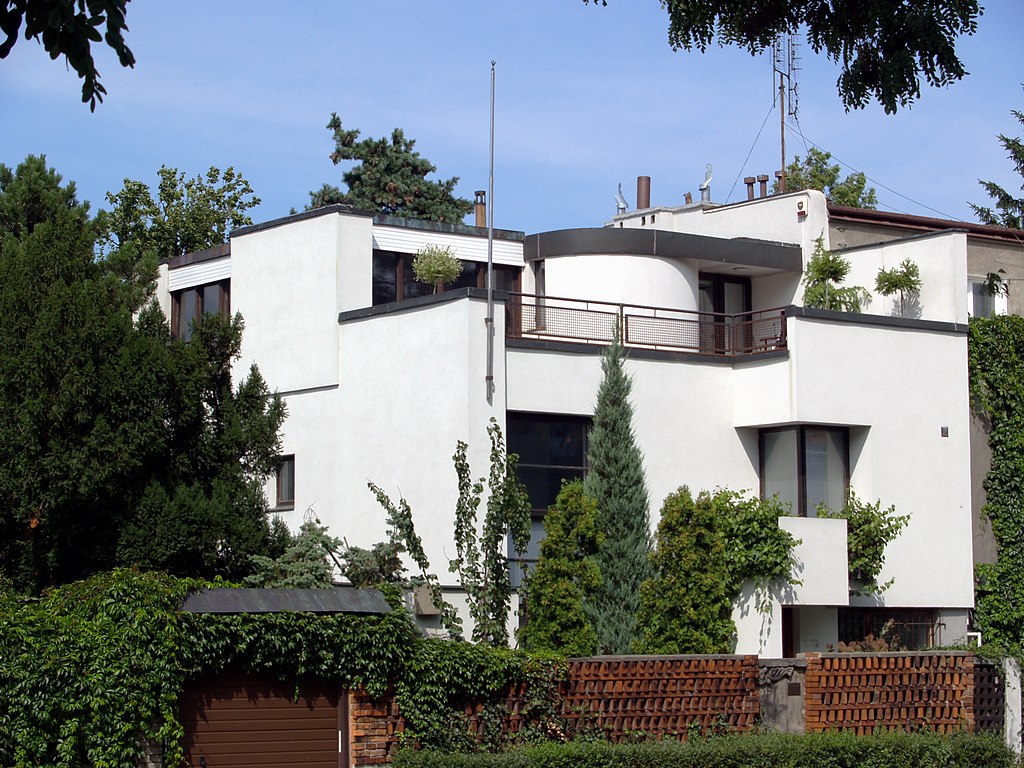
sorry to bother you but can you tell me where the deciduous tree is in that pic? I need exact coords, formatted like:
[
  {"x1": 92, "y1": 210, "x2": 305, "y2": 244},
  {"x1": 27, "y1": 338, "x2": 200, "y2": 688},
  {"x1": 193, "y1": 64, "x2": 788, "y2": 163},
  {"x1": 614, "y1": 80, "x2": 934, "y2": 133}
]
[
  {"x1": 776, "y1": 148, "x2": 877, "y2": 208},
  {"x1": 585, "y1": 0, "x2": 981, "y2": 113}
]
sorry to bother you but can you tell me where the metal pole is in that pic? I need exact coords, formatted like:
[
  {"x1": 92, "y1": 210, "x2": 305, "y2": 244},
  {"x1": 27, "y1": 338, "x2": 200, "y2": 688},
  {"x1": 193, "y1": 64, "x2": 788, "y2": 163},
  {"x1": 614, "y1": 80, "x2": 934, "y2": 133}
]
[
  {"x1": 779, "y1": 72, "x2": 786, "y2": 193},
  {"x1": 485, "y1": 60, "x2": 496, "y2": 405}
]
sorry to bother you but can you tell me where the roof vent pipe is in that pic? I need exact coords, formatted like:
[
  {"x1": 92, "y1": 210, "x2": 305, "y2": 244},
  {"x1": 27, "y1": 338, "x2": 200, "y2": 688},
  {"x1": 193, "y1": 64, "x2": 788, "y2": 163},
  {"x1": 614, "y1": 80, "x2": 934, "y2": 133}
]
[
  {"x1": 699, "y1": 163, "x2": 713, "y2": 203},
  {"x1": 757, "y1": 174, "x2": 769, "y2": 198},
  {"x1": 474, "y1": 190, "x2": 486, "y2": 228},
  {"x1": 637, "y1": 176, "x2": 651, "y2": 210},
  {"x1": 744, "y1": 177, "x2": 756, "y2": 201},
  {"x1": 684, "y1": 192, "x2": 693, "y2": 205}
]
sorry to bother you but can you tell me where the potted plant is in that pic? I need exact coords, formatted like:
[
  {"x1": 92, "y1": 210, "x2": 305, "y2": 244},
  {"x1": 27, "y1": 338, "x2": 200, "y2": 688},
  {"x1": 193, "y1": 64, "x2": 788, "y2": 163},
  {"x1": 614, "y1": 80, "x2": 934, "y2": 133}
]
[{"x1": 412, "y1": 244, "x2": 462, "y2": 294}]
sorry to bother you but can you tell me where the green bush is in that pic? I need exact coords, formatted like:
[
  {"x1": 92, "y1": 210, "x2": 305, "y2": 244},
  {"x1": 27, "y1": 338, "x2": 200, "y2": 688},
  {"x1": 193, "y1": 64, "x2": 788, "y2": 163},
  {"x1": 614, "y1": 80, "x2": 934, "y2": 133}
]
[{"x1": 394, "y1": 731, "x2": 1016, "y2": 768}]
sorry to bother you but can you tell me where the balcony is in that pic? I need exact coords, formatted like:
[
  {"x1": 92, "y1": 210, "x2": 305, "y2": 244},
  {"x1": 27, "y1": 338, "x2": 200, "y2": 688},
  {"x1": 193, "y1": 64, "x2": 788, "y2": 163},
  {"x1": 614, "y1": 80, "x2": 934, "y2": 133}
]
[{"x1": 506, "y1": 293, "x2": 787, "y2": 357}]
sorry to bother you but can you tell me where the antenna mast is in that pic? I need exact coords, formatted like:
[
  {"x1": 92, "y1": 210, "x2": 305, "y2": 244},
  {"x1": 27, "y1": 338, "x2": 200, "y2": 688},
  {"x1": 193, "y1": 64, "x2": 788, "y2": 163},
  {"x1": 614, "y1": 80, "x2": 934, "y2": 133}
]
[{"x1": 772, "y1": 33, "x2": 800, "y2": 192}]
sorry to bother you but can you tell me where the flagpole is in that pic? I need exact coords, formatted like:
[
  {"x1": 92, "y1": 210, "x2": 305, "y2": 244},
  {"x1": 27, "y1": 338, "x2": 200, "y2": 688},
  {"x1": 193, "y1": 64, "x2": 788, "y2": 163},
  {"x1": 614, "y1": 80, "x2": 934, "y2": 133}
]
[{"x1": 485, "y1": 60, "x2": 496, "y2": 405}]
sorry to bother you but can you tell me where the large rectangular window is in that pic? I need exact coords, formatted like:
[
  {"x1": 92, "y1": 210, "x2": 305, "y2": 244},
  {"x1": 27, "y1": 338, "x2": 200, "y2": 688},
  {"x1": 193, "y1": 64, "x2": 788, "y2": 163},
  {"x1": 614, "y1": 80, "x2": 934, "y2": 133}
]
[
  {"x1": 372, "y1": 250, "x2": 521, "y2": 306},
  {"x1": 507, "y1": 412, "x2": 590, "y2": 514},
  {"x1": 760, "y1": 426, "x2": 849, "y2": 516},
  {"x1": 172, "y1": 279, "x2": 230, "y2": 340},
  {"x1": 838, "y1": 608, "x2": 937, "y2": 650}
]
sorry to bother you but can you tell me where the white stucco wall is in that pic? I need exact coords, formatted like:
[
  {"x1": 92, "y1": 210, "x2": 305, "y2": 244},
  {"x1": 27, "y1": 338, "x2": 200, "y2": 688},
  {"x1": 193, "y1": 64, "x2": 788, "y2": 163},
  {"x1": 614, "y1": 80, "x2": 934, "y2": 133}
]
[
  {"x1": 543, "y1": 253, "x2": 698, "y2": 310},
  {"x1": 779, "y1": 516, "x2": 849, "y2": 605},
  {"x1": 231, "y1": 211, "x2": 373, "y2": 393},
  {"x1": 841, "y1": 230, "x2": 968, "y2": 323}
]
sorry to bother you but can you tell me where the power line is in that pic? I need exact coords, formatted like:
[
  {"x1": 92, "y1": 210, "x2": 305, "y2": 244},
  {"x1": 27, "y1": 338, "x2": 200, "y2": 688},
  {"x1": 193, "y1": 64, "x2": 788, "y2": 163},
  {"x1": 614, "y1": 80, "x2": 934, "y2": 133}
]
[
  {"x1": 784, "y1": 120, "x2": 960, "y2": 220},
  {"x1": 725, "y1": 101, "x2": 776, "y2": 204}
]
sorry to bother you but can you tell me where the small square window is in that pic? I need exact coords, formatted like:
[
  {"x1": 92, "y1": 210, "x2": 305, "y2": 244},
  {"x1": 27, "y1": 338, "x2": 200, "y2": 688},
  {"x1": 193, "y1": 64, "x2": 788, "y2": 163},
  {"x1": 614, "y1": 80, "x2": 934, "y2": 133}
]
[{"x1": 275, "y1": 455, "x2": 295, "y2": 509}]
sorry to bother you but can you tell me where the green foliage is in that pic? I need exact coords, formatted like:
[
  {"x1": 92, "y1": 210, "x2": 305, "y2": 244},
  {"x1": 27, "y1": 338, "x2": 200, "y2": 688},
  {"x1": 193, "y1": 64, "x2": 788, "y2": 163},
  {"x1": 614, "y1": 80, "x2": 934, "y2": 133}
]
[
  {"x1": 817, "y1": 492, "x2": 909, "y2": 596},
  {"x1": 394, "y1": 730, "x2": 1014, "y2": 768},
  {"x1": 971, "y1": 89, "x2": 1024, "y2": 230},
  {"x1": 413, "y1": 244, "x2": 463, "y2": 292},
  {"x1": 100, "y1": 165, "x2": 260, "y2": 260},
  {"x1": 776, "y1": 148, "x2": 878, "y2": 208},
  {"x1": 636, "y1": 488, "x2": 799, "y2": 654},
  {"x1": 875, "y1": 258, "x2": 922, "y2": 316},
  {"x1": 583, "y1": 329, "x2": 652, "y2": 654},
  {"x1": 635, "y1": 487, "x2": 733, "y2": 654},
  {"x1": 244, "y1": 515, "x2": 342, "y2": 588},
  {"x1": 0, "y1": 156, "x2": 284, "y2": 593},
  {"x1": 341, "y1": 540, "x2": 407, "y2": 588},
  {"x1": 450, "y1": 419, "x2": 532, "y2": 647},
  {"x1": 582, "y1": 0, "x2": 981, "y2": 113},
  {"x1": 521, "y1": 481, "x2": 602, "y2": 656},
  {"x1": 0, "y1": 0, "x2": 135, "y2": 110},
  {"x1": 802, "y1": 234, "x2": 870, "y2": 312},
  {"x1": 968, "y1": 315, "x2": 1024, "y2": 646},
  {"x1": 367, "y1": 480, "x2": 464, "y2": 639},
  {"x1": 0, "y1": 569, "x2": 567, "y2": 764},
  {"x1": 312, "y1": 113, "x2": 473, "y2": 223}
]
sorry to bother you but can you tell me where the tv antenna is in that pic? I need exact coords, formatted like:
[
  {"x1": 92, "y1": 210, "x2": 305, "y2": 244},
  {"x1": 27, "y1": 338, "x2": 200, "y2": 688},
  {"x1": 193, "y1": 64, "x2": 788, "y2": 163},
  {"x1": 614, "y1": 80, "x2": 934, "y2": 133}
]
[{"x1": 772, "y1": 32, "x2": 800, "y2": 192}]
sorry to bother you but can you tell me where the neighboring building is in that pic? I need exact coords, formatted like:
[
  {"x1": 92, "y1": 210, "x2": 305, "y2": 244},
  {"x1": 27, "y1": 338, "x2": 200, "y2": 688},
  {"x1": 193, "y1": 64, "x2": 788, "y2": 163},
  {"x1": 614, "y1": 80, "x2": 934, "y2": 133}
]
[{"x1": 157, "y1": 185, "x2": 980, "y2": 656}]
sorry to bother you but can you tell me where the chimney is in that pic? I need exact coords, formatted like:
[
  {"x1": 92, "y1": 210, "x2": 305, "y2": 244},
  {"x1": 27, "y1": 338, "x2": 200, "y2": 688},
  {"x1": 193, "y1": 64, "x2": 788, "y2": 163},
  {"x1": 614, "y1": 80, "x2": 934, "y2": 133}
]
[
  {"x1": 775, "y1": 170, "x2": 785, "y2": 194},
  {"x1": 637, "y1": 176, "x2": 651, "y2": 210},
  {"x1": 744, "y1": 177, "x2": 756, "y2": 201},
  {"x1": 757, "y1": 174, "x2": 769, "y2": 198},
  {"x1": 684, "y1": 192, "x2": 693, "y2": 205},
  {"x1": 474, "y1": 190, "x2": 486, "y2": 227}
]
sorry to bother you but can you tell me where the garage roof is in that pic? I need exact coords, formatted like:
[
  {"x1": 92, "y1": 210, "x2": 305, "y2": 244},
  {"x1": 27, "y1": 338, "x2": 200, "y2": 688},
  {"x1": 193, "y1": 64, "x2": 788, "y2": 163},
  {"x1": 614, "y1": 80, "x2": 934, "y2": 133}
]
[{"x1": 182, "y1": 587, "x2": 392, "y2": 615}]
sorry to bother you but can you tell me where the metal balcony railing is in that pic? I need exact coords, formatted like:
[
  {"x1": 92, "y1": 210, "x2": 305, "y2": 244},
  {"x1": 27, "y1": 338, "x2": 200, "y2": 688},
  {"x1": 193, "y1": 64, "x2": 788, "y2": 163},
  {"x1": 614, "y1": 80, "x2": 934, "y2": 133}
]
[{"x1": 506, "y1": 293, "x2": 787, "y2": 356}]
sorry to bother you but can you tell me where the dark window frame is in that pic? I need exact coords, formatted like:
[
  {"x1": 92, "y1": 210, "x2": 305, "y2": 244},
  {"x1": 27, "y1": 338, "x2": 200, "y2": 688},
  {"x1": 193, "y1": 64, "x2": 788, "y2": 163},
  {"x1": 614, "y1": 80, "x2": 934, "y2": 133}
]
[
  {"x1": 275, "y1": 455, "x2": 295, "y2": 510},
  {"x1": 171, "y1": 279, "x2": 230, "y2": 340},
  {"x1": 837, "y1": 607, "x2": 937, "y2": 650},
  {"x1": 759, "y1": 425, "x2": 850, "y2": 517},
  {"x1": 507, "y1": 411, "x2": 591, "y2": 517},
  {"x1": 371, "y1": 249, "x2": 522, "y2": 306}
]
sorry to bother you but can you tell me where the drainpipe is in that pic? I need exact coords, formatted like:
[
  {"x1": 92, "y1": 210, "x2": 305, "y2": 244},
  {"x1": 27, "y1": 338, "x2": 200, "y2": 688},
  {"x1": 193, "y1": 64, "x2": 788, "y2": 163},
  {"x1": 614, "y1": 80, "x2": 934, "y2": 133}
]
[{"x1": 485, "y1": 61, "x2": 496, "y2": 405}]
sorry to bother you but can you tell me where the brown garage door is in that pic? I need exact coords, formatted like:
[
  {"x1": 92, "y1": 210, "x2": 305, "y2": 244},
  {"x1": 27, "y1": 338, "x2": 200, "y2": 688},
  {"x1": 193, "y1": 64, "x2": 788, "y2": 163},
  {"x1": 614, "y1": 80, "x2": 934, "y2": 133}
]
[{"x1": 180, "y1": 675, "x2": 347, "y2": 768}]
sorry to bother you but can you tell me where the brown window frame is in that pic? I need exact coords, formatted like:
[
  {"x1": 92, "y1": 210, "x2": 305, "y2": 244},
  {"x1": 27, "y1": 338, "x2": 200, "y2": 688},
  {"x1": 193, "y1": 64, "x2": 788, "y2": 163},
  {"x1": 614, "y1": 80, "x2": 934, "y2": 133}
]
[
  {"x1": 171, "y1": 279, "x2": 231, "y2": 340},
  {"x1": 371, "y1": 249, "x2": 522, "y2": 306},
  {"x1": 275, "y1": 455, "x2": 295, "y2": 510}
]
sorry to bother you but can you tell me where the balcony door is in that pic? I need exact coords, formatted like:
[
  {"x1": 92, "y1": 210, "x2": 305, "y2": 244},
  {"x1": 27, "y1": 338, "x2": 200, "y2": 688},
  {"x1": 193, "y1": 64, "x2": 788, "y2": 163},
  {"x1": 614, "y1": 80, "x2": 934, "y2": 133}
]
[{"x1": 698, "y1": 274, "x2": 750, "y2": 353}]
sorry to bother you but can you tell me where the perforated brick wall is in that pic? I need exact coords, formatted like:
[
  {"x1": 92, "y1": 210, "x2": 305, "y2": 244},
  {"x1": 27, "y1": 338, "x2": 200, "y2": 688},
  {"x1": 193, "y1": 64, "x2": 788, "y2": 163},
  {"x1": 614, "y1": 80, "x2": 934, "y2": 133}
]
[{"x1": 803, "y1": 652, "x2": 975, "y2": 734}]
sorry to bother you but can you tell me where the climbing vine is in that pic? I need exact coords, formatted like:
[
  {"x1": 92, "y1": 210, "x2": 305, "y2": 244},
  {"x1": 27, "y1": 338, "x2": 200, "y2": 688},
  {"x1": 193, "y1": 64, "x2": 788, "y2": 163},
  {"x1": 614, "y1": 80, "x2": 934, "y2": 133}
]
[
  {"x1": 817, "y1": 492, "x2": 909, "y2": 596},
  {"x1": 968, "y1": 315, "x2": 1024, "y2": 647},
  {"x1": 0, "y1": 569, "x2": 565, "y2": 767}
]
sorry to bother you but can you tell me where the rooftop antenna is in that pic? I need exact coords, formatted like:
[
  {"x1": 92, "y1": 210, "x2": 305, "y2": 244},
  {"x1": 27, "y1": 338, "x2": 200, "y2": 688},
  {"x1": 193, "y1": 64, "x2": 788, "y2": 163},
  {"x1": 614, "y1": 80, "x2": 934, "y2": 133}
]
[
  {"x1": 772, "y1": 32, "x2": 800, "y2": 192},
  {"x1": 615, "y1": 183, "x2": 628, "y2": 215}
]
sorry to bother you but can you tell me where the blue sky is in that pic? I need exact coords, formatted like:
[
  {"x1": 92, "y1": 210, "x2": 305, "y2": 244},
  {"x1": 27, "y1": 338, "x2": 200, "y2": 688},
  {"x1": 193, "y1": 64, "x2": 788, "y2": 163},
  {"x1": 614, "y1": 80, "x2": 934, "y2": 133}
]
[{"x1": 2, "y1": 1, "x2": 1022, "y2": 234}]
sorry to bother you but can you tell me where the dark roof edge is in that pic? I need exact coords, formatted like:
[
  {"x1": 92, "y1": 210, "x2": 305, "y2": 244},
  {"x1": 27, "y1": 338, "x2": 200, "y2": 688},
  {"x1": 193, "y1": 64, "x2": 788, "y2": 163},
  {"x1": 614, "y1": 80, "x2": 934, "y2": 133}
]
[
  {"x1": 834, "y1": 228, "x2": 969, "y2": 255},
  {"x1": 523, "y1": 227, "x2": 801, "y2": 272},
  {"x1": 166, "y1": 242, "x2": 230, "y2": 270},
  {"x1": 787, "y1": 305, "x2": 968, "y2": 334},
  {"x1": 828, "y1": 204, "x2": 1024, "y2": 244},
  {"x1": 338, "y1": 287, "x2": 497, "y2": 324},
  {"x1": 231, "y1": 204, "x2": 376, "y2": 239},
  {"x1": 373, "y1": 213, "x2": 525, "y2": 241}
]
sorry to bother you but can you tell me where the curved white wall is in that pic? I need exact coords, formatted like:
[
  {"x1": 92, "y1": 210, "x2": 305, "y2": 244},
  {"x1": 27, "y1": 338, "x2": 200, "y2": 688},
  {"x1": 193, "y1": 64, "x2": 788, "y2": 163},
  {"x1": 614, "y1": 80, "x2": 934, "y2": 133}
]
[{"x1": 543, "y1": 253, "x2": 698, "y2": 311}]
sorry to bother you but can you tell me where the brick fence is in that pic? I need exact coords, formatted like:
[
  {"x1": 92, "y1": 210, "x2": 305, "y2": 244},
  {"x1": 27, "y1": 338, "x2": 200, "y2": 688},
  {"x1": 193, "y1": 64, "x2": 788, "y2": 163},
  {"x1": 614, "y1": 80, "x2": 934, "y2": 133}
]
[
  {"x1": 342, "y1": 652, "x2": 981, "y2": 764},
  {"x1": 803, "y1": 652, "x2": 975, "y2": 734}
]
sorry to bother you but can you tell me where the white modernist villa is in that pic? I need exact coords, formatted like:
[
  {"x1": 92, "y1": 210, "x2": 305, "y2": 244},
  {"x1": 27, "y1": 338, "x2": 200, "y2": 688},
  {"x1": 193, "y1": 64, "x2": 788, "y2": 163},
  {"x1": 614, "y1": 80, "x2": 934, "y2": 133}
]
[{"x1": 156, "y1": 182, "x2": 978, "y2": 656}]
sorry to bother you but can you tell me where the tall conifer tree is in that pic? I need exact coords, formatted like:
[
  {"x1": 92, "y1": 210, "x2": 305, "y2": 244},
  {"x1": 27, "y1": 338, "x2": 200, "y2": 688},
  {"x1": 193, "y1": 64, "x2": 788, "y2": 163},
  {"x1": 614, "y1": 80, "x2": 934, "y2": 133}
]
[{"x1": 583, "y1": 327, "x2": 651, "y2": 653}]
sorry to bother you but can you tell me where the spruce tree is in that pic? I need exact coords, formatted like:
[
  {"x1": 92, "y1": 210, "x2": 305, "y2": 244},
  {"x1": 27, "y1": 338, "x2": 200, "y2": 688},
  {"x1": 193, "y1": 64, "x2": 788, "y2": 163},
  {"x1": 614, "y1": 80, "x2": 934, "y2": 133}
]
[
  {"x1": 971, "y1": 90, "x2": 1024, "y2": 230},
  {"x1": 583, "y1": 328, "x2": 652, "y2": 654}
]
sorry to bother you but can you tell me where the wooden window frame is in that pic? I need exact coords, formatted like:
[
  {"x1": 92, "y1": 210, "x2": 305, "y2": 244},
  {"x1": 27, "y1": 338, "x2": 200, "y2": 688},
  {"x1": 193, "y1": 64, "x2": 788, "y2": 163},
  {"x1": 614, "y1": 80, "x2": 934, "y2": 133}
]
[
  {"x1": 275, "y1": 455, "x2": 295, "y2": 510},
  {"x1": 171, "y1": 279, "x2": 230, "y2": 340}
]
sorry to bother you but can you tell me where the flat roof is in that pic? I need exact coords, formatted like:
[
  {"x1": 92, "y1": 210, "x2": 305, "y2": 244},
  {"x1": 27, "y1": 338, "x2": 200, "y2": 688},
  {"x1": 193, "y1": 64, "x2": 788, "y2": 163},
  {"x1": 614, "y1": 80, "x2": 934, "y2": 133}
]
[{"x1": 182, "y1": 587, "x2": 392, "y2": 615}]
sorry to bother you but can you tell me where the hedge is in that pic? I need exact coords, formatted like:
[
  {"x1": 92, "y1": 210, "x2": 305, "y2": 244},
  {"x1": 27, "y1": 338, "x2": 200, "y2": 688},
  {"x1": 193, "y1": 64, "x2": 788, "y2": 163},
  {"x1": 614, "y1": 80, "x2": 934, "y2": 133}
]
[{"x1": 394, "y1": 731, "x2": 1016, "y2": 768}]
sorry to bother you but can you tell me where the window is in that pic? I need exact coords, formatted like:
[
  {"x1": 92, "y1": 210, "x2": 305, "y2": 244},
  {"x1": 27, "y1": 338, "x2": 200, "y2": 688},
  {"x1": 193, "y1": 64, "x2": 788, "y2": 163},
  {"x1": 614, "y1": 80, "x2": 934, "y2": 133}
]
[
  {"x1": 172, "y1": 279, "x2": 230, "y2": 340},
  {"x1": 698, "y1": 273, "x2": 751, "y2": 353},
  {"x1": 371, "y1": 250, "x2": 521, "y2": 306},
  {"x1": 275, "y1": 455, "x2": 295, "y2": 509},
  {"x1": 838, "y1": 608, "x2": 937, "y2": 650},
  {"x1": 760, "y1": 426, "x2": 849, "y2": 516},
  {"x1": 969, "y1": 277, "x2": 1007, "y2": 318},
  {"x1": 507, "y1": 412, "x2": 590, "y2": 514},
  {"x1": 507, "y1": 412, "x2": 591, "y2": 590}
]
